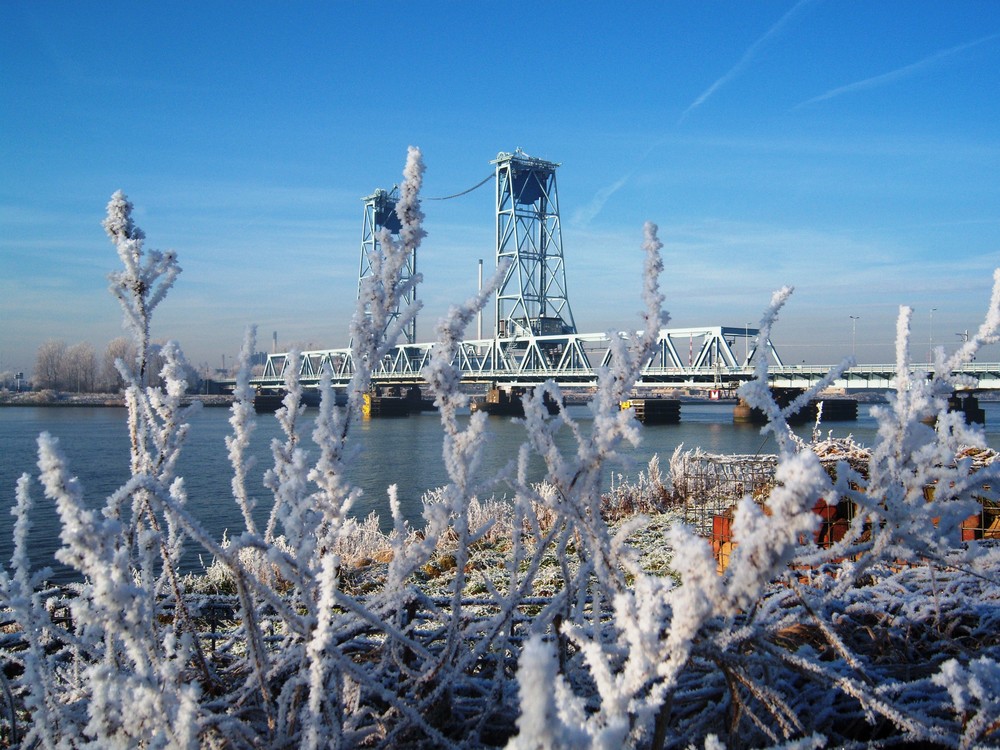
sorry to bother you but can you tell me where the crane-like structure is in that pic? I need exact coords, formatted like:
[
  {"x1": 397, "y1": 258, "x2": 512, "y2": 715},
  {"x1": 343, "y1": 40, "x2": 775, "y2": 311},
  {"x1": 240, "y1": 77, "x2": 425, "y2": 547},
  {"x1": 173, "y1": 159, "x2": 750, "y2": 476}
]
[
  {"x1": 492, "y1": 150, "x2": 576, "y2": 340},
  {"x1": 359, "y1": 186, "x2": 417, "y2": 344}
]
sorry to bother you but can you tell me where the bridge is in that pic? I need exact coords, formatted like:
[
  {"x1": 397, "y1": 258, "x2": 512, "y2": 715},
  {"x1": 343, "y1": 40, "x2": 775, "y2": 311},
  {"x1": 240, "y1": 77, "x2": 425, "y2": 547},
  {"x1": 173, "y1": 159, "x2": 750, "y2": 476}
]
[
  {"x1": 252, "y1": 335, "x2": 1000, "y2": 394},
  {"x1": 248, "y1": 149, "x2": 1000, "y2": 399}
]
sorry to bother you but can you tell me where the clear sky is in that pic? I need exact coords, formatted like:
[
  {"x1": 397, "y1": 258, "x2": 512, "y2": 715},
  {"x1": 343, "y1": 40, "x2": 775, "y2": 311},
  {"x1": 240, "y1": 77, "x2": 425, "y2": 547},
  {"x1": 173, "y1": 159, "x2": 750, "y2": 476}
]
[{"x1": 2, "y1": 1, "x2": 999, "y2": 377}]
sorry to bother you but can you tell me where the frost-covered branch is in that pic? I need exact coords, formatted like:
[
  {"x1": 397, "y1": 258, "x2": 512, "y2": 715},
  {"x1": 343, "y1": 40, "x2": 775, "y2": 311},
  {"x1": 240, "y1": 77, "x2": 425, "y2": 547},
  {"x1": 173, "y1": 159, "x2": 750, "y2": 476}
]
[
  {"x1": 104, "y1": 190, "x2": 181, "y2": 384},
  {"x1": 348, "y1": 145, "x2": 426, "y2": 419},
  {"x1": 227, "y1": 326, "x2": 260, "y2": 536}
]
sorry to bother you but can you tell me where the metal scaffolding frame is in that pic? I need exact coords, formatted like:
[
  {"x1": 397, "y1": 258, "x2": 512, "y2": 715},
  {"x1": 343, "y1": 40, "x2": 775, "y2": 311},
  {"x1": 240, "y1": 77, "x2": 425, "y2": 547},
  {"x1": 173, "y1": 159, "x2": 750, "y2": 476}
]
[
  {"x1": 492, "y1": 150, "x2": 576, "y2": 340},
  {"x1": 359, "y1": 187, "x2": 416, "y2": 345}
]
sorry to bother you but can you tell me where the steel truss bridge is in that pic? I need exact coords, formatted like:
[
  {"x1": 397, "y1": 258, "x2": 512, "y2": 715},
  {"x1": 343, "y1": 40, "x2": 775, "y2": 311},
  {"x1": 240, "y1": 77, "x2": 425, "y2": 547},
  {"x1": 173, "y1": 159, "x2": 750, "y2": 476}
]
[
  {"x1": 252, "y1": 328, "x2": 1000, "y2": 393},
  {"x1": 247, "y1": 149, "x2": 1000, "y2": 397}
]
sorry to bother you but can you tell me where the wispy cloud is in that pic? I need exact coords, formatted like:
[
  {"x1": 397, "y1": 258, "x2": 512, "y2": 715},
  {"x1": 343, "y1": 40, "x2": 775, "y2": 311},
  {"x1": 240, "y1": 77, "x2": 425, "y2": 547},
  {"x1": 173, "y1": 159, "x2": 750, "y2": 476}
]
[
  {"x1": 572, "y1": 174, "x2": 630, "y2": 226},
  {"x1": 573, "y1": 139, "x2": 670, "y2": 226},
  {"x1": 679, "y1": 0, "x2": 817, "y2": 122},
  {"x1": 796, "y1": 32, "x2": 1000, "y2": 107}
]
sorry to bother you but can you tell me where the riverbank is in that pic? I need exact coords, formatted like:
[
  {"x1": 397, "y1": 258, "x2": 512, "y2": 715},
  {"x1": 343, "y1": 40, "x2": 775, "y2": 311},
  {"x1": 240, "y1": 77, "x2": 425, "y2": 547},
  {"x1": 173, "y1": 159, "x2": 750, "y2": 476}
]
[{"x1": 0, "y1": 390, "x2": 234, "y2": 407}]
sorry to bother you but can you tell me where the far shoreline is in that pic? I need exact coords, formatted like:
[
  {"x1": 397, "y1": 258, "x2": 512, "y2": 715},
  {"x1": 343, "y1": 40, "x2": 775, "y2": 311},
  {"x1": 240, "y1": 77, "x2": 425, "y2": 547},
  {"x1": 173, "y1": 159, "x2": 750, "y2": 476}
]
[{"x1": 0, "y1": 392, "x2": 234, "y2": 408}]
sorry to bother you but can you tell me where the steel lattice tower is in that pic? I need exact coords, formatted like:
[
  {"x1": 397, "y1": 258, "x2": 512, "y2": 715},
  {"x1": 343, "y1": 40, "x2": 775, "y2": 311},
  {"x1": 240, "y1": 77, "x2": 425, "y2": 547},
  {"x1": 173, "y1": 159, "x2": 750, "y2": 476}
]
[
  {"x1": 359, "y1": 187, "x2": 416, "y2": 344},
  {"x1": 493, "y1": 150, "x2": 576, "y2": 339}
]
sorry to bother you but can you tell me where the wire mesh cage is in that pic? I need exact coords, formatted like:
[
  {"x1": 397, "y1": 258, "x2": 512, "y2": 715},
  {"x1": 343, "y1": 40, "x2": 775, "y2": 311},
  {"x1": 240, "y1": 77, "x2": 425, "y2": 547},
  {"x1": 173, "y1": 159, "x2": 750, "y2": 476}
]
[
  {"x1": 670, "y1": 441, "x2": 1000, "y2": 576},
  {"x1": 671, "y1": 452, "x2": 779, "y2": 537}
]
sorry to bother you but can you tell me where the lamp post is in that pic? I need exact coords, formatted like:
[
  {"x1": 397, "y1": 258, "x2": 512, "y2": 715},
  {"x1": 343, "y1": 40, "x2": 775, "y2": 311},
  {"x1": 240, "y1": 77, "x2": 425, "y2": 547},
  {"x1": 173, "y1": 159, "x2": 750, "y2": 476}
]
[
  {"x1": 929, "y1": 307, "x2": 937, "y2": 363},
  {"x1": 849, "y1": 315, "x2": 859, "y2": 359},
  {"x1": 957, "y1": 330, "x2": 972, "y2": 361},
  {"x1": 745, "y1": 322, "x2": 750, "y2": 367}
]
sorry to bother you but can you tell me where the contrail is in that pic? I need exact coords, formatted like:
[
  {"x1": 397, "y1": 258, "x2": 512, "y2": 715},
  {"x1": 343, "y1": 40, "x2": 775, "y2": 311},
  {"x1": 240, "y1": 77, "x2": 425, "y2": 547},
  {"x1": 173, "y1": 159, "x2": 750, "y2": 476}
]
[
  {"x1": 573, "y1": 175, "x2": 630, "y2": 226},
  {"x1": 796, "y1": 32, "x2": 1000, "y2": 107},
  {"x1": 589, "y1": 1, "x2": 816, "y2": 222},
  {"x1": 573, "y1": 135, "x2": 678, "y2": 226},
  {"x1": 573, "y1": 138, "x2": 667, "y2": 226},
  {"x1": 679, "y1": 0, "x2": 817, "y2": 123}
]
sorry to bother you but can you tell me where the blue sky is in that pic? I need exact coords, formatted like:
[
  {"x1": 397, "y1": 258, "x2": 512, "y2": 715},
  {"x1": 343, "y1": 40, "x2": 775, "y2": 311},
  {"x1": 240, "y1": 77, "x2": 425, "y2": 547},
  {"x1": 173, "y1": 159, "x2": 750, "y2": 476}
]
[{"x1": 2, "y1": 1, "x2": 999, "y2": 377}]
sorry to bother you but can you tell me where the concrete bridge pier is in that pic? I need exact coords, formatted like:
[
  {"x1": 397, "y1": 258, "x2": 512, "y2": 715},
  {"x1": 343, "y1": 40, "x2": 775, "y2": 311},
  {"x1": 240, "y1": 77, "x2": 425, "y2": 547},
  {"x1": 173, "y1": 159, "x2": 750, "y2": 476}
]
[
  {"x1": 919, "y1": 392, "x2": 985, "y2": 426},
  {"x1": 928, "y1": 392, "x2": 986, "y2": 426},
  {"x1": 362, "y1": 384, "x2": 436, "y2": 417},
  {"x1": 949, "y1": 392, "x2": 985, "y2": 425},
  {"x1": 733, "y1": 388, "x2": 858, "y2": 425}
]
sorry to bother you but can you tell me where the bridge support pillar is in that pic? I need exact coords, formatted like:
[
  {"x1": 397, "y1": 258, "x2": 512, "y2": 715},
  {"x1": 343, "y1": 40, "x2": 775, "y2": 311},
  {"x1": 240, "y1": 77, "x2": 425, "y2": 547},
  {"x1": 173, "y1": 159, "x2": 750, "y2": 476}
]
[
  {"x1": 920, "y1": 392, "x2": 985, "y2": 427},
  {"x1": 939, "y1": 392, "x2": 985, "y2": 425},
  {"x1": 733, "y1": 389, "x2": 859, "y2": 425}
]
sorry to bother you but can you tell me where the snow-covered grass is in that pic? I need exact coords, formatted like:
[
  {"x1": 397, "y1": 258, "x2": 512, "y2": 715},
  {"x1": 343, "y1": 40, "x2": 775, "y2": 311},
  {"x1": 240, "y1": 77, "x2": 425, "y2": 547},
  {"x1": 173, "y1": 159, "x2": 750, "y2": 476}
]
[{"x1": 2, "y1": 149, "x2": 1000, "y2": 748}]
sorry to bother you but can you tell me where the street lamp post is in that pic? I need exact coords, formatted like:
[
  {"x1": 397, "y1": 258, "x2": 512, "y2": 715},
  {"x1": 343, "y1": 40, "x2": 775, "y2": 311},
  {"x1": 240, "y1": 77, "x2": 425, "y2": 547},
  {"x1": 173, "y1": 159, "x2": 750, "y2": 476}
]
[
  {"x1": 929, "y1": 307, "x2": 937, "y2": 363},
  {"x1": 957, "y1": 330, "x2": 972, "y2": 361},
  {"x1": 849, "y1": 315, "x2": 859, "y2": 359}
]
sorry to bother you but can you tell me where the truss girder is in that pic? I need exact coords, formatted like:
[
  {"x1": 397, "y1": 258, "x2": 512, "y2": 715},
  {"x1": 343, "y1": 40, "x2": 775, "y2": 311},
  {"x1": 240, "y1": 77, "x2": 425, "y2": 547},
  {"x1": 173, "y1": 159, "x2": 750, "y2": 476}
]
[
  {"x1": 244, "y1": 326, "x2": 1000, "y2": 390},
  {"x1": 254, "y1": 325, "x2": 785, "y2": 390},
  {"x1": 248, "y1": 329, "x2": 1000, "y2": 392}
]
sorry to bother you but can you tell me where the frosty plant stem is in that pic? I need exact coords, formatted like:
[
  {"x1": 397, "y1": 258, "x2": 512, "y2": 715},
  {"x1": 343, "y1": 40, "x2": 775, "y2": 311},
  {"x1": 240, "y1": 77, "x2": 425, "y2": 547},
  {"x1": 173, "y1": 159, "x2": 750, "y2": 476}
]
[
  {"x1": 417, "y1": 258, "x2": 510, "y2": 668},
  {"x1": 104, "y1": 190, "x2": 181, "y2": 387},
  {"x1": 522, "y1": 221, "x2": 668, "y2": 597},
  {"x1": 348, "y1": 145, "x2": 426, "y2": 420},
  {"x1": 228, "y1": 326, "x2": 260, "y2": 536}
]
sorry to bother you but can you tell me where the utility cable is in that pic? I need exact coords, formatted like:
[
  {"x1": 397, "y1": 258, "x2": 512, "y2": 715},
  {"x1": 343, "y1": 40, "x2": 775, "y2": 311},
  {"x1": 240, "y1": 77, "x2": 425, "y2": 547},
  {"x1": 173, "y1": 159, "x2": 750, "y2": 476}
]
[{"x1": 426, "y1": 173, "x2": 493, "y2": 201}]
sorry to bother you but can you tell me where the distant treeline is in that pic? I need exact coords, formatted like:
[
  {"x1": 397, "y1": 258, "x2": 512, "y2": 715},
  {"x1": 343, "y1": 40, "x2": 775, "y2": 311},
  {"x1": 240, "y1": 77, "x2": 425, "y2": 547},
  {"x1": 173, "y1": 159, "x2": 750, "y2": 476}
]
[{"x1": 21, "y1": 337, "x2": 200, "y2": 393}]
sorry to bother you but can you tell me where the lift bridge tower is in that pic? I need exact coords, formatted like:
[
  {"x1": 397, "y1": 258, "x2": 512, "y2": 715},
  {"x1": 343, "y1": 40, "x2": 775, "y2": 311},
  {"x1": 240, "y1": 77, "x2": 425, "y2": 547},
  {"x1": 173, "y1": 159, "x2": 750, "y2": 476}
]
[
  {"x1": 493, "y1": 150, "x2": 576, "y2": 340},
  {"x1": 358, "y1": 186, "x2": 416, "y2": 344}
]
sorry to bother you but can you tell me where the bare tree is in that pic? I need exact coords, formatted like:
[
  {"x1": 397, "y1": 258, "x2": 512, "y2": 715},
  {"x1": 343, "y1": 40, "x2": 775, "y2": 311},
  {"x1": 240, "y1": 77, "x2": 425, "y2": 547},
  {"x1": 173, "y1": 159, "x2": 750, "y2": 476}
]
[
  {"x1": 64, "y1": 342, "x2": 97, "y2": 393},
  {"x1": 100, "y1": 336, "x2": 135, "y2": 392},
  {"x1": 33, "y1": 339, "x2": 66, "y2": 390},
  {"x1": 131, "y1": 341, "x2": 197, "y2": 392},
  {"x1": 104, "y1": 190, "x2": 180, "y2": 385}
]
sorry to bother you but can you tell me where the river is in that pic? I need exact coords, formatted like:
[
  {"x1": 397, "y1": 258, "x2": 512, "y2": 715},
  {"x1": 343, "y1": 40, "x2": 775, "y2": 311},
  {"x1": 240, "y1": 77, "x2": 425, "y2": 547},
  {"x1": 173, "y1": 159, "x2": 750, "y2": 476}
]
[{"x1": 3, "y1": 399, "x2": 1000, "y2": 582}]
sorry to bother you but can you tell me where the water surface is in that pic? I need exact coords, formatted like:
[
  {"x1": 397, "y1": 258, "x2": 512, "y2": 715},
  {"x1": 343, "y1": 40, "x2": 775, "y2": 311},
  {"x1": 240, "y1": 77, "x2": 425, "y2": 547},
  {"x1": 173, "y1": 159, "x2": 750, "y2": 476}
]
[{"x1": 3, "y1": 399, "x2": 998, "y2": 582}]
